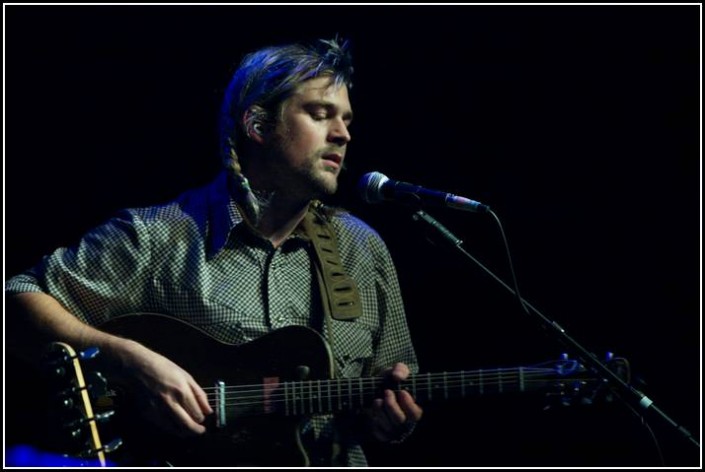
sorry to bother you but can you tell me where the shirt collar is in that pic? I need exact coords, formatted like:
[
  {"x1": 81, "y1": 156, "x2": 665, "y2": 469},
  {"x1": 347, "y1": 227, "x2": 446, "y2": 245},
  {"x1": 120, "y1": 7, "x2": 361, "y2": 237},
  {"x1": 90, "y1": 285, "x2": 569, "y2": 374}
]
[
  {"x1": 205, "y1": 171, "x2": 311, "y2": 258},
  {"x1": 206, "y1": 170, "x2": 244, "y2": 259}
]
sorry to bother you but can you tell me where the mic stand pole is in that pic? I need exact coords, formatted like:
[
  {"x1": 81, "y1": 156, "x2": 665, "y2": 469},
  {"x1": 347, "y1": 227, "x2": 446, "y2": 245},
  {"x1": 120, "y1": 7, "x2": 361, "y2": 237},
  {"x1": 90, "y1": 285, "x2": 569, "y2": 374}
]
[{"x1": 410, "y1": 208, "x2": 700, "y2": 450}]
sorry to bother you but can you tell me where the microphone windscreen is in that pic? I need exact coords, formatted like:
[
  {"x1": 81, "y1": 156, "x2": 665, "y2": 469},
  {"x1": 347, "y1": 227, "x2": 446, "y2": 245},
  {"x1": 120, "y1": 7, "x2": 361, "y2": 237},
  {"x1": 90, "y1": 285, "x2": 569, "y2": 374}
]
[{"x1": 357, "y1": 172, "x2": 389, "y2": 203}]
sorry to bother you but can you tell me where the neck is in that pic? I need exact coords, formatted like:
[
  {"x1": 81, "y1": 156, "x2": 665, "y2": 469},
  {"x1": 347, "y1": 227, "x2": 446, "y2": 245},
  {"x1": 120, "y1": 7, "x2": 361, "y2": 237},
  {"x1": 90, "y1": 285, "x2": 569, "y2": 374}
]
[{"x1": 253, "y1": 194, "x2": 310, "y2": 249}]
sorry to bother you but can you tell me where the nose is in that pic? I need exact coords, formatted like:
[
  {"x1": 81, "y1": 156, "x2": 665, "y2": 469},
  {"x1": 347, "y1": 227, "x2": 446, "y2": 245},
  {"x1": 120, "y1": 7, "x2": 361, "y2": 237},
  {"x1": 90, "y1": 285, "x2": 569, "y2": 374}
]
[{"x1": 328, "y1": 118, "x2": 351, "y2": 146}]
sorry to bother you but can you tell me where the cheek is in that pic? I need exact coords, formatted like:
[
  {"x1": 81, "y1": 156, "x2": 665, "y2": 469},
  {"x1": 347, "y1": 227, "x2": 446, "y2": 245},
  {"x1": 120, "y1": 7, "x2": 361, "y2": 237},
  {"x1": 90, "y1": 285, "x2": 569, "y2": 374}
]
[
  {"x1": 275, "y1": 118, "x2": 325, "y2": 160},
  {"x1": 288, "y1": 128, "x2": 322, "y2": 154},
  {"x1": 277, "y1": 135, "x2": 315, "y2": 168}
]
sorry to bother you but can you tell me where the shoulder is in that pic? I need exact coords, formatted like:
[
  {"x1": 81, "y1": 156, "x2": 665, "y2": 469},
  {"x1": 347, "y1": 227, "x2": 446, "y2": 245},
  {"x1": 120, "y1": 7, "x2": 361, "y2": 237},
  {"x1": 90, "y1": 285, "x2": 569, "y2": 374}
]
[
  {"x1": 329, "y1": 209, "x2": 388, "y2": 251},
  {"x1": 88, "y1": 178, "x2": 223, "y2": 254},
  {"x1": 123, "y1": 176, "x2": 223, "y2": 230},
  {"x1": 330, "y1": 209, "x2": 378, "y2": 236},
  {"x1": 130, "y1": 181, "x2": 211, "y2": 222}
]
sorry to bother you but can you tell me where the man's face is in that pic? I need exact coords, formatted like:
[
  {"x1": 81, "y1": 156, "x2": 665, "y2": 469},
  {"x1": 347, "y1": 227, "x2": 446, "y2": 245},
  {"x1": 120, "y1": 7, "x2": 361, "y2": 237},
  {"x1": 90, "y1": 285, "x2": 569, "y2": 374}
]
[{"x1": 263, "y1": 76, "x2": 353, "y2": 200}]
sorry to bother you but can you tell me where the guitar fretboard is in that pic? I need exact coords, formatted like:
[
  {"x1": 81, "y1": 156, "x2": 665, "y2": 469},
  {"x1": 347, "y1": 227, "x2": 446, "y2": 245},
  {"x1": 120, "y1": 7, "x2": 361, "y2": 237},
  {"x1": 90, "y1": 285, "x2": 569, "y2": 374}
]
[{"x1": 207, "y1": 362, "x2": 584, "y2": 422}]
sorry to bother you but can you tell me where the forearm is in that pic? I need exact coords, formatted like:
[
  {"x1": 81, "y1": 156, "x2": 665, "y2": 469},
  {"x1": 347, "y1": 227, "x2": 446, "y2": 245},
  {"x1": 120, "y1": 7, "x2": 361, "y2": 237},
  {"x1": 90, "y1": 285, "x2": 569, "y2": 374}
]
[
  {"x1": 6, "y1": 291, "x2": 212, "y2": 436},
  {"x1": 6, "y1": 291, "x2": 136, "y2": 370}
]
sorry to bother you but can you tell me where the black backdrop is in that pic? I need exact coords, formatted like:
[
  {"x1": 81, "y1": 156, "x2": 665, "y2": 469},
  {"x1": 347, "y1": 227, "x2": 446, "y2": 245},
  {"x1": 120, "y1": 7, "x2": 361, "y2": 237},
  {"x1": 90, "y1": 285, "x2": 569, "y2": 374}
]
[{"x1": 5, "y1": 4, "x2": 701, "y2": 467}]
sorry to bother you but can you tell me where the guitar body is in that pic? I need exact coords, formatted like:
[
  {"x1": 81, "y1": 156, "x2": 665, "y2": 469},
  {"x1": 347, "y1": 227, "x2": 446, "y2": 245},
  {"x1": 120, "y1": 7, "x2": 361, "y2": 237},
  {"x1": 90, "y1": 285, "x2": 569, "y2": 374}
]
[{"x1": 98, "y1": 313, "x2": 335, "y2": 467}]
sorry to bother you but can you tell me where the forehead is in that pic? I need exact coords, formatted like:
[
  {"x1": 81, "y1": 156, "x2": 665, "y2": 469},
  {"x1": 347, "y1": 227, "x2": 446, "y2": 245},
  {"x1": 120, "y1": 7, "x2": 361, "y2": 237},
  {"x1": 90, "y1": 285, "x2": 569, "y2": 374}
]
[{"x1": 288, "y1": 76, "x2": 351, "y2": 106}]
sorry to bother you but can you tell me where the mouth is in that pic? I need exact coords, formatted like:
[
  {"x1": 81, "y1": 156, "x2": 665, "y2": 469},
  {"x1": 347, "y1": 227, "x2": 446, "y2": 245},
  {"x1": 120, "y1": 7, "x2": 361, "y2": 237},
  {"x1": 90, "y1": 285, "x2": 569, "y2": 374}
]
[{"x1": 321, "y1": 153, "x2": 343, "y2": 170}]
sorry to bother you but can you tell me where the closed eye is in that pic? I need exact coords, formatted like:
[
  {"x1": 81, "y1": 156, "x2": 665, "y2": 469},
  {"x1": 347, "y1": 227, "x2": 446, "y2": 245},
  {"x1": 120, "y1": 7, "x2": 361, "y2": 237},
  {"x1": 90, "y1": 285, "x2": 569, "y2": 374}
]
[
  {"x1": 310, "y1": 112, "x2": 328, "y2": 121},
  {"x1": 305, "y1": 102, "x2": 353, "y2": 125}
]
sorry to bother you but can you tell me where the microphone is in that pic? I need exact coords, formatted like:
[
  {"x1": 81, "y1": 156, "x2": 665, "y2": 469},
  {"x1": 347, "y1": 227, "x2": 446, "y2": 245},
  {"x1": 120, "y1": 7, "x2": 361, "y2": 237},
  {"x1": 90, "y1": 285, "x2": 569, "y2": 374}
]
[{"x1": 358, "y1": 171, "x2": 490, "y2": 213}]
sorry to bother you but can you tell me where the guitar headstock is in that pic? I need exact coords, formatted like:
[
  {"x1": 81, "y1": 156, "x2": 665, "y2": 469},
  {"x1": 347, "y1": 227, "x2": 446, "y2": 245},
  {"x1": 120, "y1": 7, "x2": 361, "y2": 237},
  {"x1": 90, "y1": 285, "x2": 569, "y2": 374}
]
[
  {"x1": 42, "y1": 342, "x2": 122, "y2": 466},
  {"x1": 540, "y1": 352, "x2": 631, "y2": 409}
]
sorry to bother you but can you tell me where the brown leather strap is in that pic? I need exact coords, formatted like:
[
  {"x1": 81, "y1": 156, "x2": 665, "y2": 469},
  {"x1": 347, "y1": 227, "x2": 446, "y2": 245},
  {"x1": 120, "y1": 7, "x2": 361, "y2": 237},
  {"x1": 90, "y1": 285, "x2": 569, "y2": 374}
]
[{"x1": 301, "y1": 203, "x2": 362, "y2": 322}]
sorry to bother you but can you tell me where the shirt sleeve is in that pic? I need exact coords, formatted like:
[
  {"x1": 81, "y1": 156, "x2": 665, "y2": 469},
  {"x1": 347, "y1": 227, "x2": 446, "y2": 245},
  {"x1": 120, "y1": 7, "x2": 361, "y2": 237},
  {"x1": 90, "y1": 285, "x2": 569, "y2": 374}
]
[{"x1": 5, "y1": 209, "x2": 153, "y2": 326}]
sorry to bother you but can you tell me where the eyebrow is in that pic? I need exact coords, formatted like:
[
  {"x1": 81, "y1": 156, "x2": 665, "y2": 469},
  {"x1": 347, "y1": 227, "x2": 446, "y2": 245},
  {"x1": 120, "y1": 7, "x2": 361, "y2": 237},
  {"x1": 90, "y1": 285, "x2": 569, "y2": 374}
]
[{"x1": 304, "y1": 100, "x2": 354, "y2": 122}]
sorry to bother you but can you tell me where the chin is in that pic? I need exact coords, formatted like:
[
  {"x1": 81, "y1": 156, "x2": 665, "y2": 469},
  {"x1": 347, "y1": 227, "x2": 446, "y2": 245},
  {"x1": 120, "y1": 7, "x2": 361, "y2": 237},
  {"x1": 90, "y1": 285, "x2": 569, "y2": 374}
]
[
  {"x1": 317, "y1": 182, "x2": 338, "y2": 196},
  {"x1": 313, "y1": 173, "x2": 339, "y2": 196}
]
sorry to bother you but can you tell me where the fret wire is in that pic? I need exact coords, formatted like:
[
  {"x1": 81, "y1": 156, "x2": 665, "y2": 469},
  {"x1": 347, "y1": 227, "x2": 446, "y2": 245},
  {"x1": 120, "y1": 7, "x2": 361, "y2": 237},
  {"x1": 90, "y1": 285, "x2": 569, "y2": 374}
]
[
  {"x1": 337, "y1": 378, "x2": 342, "y2": 410},
  {"x1": 443, "y1": 372, "x2": 448, "y2": 400},
  {"x1": 308, "y1": 380, "x2": 313, "y2": 415},
  {"x1": 300, "y1": 379, "x2": 305, "y2": 414},
  {"x1": 359, "y1": 378, "x2": 364, "y2": 407},
  {"x1": 519, "y1": 366, "x2": 524, "y2": 392},
  {"x1": 317, "y1": 380, "x2": 322, "y2": 414}
]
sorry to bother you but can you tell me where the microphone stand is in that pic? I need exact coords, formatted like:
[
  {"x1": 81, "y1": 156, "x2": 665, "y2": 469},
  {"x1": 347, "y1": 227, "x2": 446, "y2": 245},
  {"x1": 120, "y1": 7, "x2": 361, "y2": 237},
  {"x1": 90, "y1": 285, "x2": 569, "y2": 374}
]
[{"x1": 410, "y1": 208, "x2": 700, "y2": 452}]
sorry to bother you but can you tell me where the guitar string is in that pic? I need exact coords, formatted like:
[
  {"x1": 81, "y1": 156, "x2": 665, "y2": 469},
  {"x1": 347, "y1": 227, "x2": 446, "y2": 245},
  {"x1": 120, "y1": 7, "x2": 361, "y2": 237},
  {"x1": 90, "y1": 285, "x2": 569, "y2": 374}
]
[
  {"x1": 201, "y1": 370, "x2": 575, "y2": 398},
  {"x1": 204, "y1": 377, "x2": 592, "y2": 410},
  {"x1": 199, "y1": 373, "x2": 590, "y2": 409},
  {"x1": 199, "y1": 367, "x2": 565, "y2": 393},
  {"x1": 203, "y1": 375, "x2": 558, "y2": 402}
]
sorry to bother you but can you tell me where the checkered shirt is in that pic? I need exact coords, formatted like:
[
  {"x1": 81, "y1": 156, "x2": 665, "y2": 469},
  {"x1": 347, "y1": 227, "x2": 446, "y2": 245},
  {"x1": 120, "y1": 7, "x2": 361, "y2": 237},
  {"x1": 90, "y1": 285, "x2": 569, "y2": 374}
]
[{"x1": 6, "y1": 171, "x2": 418, "y2": 466}]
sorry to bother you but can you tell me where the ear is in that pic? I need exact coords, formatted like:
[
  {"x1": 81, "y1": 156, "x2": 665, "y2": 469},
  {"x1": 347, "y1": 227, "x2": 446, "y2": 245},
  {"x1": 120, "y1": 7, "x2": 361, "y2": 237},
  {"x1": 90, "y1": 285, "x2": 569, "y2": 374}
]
[{"x1": 243, "y1": 106, "x2": 268, "y2": 144}]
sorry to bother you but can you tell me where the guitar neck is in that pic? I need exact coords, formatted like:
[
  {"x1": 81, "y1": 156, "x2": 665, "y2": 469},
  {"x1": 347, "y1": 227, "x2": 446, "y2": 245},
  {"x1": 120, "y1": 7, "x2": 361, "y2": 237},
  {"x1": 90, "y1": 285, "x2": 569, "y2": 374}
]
[
  {"x1": 212, "y1": 364, "x2": 580, "y2": 421},
  {"x1": 290, "y1": 367, "x2": 560, "y2": 414}
]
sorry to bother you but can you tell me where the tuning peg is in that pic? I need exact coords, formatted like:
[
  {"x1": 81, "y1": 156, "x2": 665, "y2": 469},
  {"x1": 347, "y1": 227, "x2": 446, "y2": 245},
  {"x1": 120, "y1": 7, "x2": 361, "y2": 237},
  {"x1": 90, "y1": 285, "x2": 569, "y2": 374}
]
[
  {"x1": 58, "y1": 384, "x2": 88, "y2": 398},
  {"x1": 84, "y1": 437, "x2": 123, "y2": 456},
  {"x1": 65, "y1": 409, "x2": 114, "y2": 430},
  {"x1": 64, "y1": 416, "x2": 87, "y2": 430},
  {"x1": 84, "y1": 371, "x2": 108, "y2": 397},
  {"x1": 43, "y1": 349, "x2": 73, "y2": 366},
  {"x1": 101, "y1": 438, "x2": 123, "y2": 454},
  {"x1": 95, "y1": 410, "x2": 116, "y2": 423},
  {"x1": 42, "y1": 350, "x2": 70, "y2": 373},
  {"x1": 79, "y1": 346, "x2": 100, "y2": 361}
]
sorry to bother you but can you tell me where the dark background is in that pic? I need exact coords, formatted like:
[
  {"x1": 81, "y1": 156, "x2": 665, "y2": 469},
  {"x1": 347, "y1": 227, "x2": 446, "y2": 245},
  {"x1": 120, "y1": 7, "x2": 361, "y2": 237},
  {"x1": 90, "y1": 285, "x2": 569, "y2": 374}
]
[{"x1": 5, "y1": 4, "x2": 700, "y2": 467}]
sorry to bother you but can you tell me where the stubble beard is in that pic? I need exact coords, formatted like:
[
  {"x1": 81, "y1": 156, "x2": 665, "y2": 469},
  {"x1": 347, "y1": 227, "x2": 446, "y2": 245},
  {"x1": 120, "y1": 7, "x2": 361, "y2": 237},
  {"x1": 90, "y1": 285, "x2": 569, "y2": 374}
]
[
  {"x1": 297, "y1": 160, "x2": 339, "y2": 198},
  {"x1": 265, "y1": 132, "x2": 341, "y2": 201}
]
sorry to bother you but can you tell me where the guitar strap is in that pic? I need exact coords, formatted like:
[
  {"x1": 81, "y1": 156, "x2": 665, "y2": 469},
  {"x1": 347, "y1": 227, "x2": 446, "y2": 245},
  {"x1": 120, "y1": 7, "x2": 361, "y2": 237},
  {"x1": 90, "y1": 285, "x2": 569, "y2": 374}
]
[
  {"x1": 300, "y1": 201, "x2": 361, "y2": 466},
  {"x1": 301, "y1": 202, "x2": 363, "y2": 328}
]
